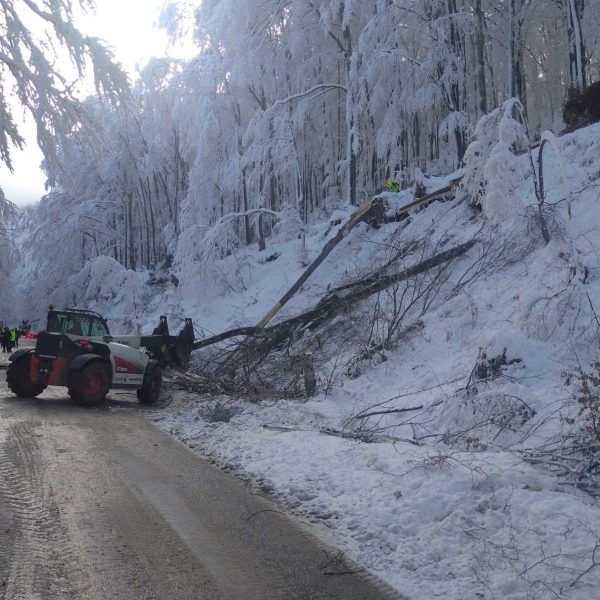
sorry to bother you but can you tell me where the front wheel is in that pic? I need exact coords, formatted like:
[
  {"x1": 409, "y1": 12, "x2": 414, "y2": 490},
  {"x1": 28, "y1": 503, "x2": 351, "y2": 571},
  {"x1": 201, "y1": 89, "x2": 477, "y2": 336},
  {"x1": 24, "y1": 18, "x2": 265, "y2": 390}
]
[
  {"x1": 137, "y1": 360, "x2": 162, "y2": 404},
  {"x1": 6, "y1": 354, "x2": 47, "y2": 398},
  {"x1": 68, "y1": 362, "x2": 111, "y2": 405}
]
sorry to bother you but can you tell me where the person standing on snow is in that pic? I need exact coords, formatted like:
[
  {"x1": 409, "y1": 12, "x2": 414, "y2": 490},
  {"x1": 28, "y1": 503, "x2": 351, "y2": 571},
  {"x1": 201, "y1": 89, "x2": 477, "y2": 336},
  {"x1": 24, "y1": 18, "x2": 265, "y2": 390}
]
[
  {"x1": 1, "y1": 327, "x2": 10, "y2": 352},
  {"x1": 9, "y1": 327, "x2": 17, "y2": 351}
]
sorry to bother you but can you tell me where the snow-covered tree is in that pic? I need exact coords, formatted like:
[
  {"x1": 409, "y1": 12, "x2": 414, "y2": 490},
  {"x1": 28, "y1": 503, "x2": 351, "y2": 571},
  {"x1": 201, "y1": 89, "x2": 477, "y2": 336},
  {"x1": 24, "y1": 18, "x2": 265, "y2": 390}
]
[
  {"x1": 0, "y1": 188, "x2": 17, "y2": 316},
  {"x1": 14, "y1": 0, "x2": 600, "y2": 303},
  {"x1": 0, "y1": 0, "x2": 128, "y2": 173}
]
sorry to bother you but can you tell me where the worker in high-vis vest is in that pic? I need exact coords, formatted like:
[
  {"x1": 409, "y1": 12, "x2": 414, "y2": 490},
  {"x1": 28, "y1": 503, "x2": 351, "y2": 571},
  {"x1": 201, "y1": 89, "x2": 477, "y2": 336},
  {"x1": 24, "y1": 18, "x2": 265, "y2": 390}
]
[
  {"x1": 9, "y1": 327, "x2": 17, "y2": 350},
  {"x1": 386, "y1": 178, "x2": 400, "y2": 193}
]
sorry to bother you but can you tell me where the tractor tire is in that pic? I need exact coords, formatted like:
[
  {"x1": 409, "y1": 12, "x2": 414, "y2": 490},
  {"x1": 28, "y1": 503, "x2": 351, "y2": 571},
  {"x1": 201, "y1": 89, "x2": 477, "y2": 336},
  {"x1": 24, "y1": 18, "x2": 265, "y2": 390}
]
[
  {"x1": 137, "y1": 360, "x2": 162, "y2": 404},
  {"x1": 68, "y1": 361, "x2": 111, "y2": 406},
  {"x1": 6, "y1": 353, "x2": 47, "y2": 398}
]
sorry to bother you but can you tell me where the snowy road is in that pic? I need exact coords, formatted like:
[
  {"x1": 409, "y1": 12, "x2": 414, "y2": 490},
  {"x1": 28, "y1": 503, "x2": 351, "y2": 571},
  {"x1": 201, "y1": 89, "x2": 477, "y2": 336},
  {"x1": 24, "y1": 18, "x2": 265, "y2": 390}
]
[{"x1": 0, "y1": 369, "x2": 397, "y2": 600}]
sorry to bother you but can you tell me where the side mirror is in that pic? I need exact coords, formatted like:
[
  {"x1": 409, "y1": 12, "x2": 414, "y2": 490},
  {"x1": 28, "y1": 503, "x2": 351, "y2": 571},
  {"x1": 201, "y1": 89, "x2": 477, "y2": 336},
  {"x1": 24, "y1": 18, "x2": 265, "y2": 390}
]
[{"x1": 103, "y1": 335, "x2": 113, "y2": 343}]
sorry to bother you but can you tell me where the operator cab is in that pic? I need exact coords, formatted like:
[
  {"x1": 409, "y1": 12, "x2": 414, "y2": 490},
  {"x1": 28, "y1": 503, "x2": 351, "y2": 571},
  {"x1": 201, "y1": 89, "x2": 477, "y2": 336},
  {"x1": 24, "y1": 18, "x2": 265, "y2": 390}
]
[{"x1": 46, "y1": 309, "x2": 110, "y2": 338}]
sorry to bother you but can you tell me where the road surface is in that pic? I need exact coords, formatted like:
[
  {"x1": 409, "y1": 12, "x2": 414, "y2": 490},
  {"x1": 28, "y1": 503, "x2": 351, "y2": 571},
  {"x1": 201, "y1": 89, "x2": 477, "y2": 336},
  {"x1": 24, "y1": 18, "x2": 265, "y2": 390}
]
[{"x1": 0, "y1": 353, "x2": 398, "y2": 600}]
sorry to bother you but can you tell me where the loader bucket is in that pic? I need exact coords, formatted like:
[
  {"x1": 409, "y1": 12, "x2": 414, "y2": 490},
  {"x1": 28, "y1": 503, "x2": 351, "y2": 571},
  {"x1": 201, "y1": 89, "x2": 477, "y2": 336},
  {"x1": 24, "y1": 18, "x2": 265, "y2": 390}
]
[
  {"x1": 174, "y1": 318, "x2": 195, "y2": 367},
  {"x1": 141, "y1": 316, "x2": 195, "y2": 368}
]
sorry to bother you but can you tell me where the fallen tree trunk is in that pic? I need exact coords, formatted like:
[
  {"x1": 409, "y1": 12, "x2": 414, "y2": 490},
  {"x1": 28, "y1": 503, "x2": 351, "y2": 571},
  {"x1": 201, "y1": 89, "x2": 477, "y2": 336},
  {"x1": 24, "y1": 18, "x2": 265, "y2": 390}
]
[
  {"x1": 225, "y1": 239, "x2": 477, "y2": 368},
  {"x1": 191, "y1": 326, "x2": 265, "y2": 351},
  {"x1": 255, "y1": 198, "x2": 378, "y2": 328},
  {"x1": 189, "y1": 239, "x2": 476, "y2": 360},
  {"x1": 269, "y1": 239, "x2": 475, "y2": 334},
  {"x1": 254, "y1": 182, "x2": 463, "y2": 329}
]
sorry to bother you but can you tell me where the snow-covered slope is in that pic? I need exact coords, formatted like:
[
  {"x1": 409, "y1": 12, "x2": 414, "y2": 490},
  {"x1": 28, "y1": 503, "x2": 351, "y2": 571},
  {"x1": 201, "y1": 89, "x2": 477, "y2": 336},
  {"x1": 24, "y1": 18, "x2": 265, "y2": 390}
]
[
  {"x1": 149, "y1": 122, "x2": 600, "y2": 599},
  {"x1": 17, "y1": 120, "x2": 600, "y2": 599}
]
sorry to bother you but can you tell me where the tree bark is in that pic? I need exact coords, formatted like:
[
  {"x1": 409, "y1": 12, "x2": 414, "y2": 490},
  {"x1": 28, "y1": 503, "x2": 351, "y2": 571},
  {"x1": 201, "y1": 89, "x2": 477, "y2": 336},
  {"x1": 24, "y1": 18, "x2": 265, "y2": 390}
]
[
  {"x1": 224, "y1": 239, "x2": 477, "y2": 366},
  {"x1": 565, "y1": 0, "x2": 586, "y2": 92},
  {"x1": 474, "y1": 0, "x2": 487, "y2": 116},
  {"x1": 508, "y1": 0, "x2": 527, "y2": 108}
]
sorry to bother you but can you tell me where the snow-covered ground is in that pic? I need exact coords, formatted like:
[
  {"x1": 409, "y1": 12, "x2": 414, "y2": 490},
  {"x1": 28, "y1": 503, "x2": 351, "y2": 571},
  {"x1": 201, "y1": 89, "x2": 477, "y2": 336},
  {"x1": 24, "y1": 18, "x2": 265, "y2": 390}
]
[
  {"x1": 24, "y1": 121, "x2": 600, "y2": 598},
  {"x1": 146, "y1": 122, "x2": 600, "y2": 599}
]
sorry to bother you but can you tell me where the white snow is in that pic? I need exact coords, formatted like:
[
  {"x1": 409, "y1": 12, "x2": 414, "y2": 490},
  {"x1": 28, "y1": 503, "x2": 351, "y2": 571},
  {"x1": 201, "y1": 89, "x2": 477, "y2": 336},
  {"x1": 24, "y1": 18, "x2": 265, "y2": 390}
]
[
  {"x1": 145, "y1": 123, "x2": 600, "y2": 598},
  {"x1": 8, "y1": 121, "x2": 600, "y2": 599}
]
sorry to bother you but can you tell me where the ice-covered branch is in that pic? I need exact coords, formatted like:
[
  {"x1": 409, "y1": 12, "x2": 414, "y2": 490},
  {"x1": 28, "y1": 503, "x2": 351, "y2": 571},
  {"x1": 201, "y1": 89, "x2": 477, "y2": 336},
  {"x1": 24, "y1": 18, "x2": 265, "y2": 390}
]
[{"x1": 271, "y1": 84, "x2": 347, "y2": 109}]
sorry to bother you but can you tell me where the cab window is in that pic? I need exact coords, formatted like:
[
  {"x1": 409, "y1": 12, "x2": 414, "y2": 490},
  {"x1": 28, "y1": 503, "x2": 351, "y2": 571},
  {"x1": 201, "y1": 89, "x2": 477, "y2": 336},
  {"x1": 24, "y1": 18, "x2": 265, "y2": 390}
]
[
  {"x1": 46, "y1": 311, "x2": 108, "y2": 337},
  {"x1": 90, "y1": 319, "x2": 109, "y2": 337},
  {"x1": 66, "y1": 317, "x2": 87, "y2": 336}
]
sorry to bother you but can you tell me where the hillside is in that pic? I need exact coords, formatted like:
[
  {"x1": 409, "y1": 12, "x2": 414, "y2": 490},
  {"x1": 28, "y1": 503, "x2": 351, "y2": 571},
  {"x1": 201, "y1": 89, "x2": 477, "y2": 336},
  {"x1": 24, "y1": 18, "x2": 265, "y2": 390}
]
[
  {"x1": 3, "y1": 111, "x2": 599, "y2": 599},
  {"x1": 43, "y1": 117, "x2": 597, "y2": 599}
]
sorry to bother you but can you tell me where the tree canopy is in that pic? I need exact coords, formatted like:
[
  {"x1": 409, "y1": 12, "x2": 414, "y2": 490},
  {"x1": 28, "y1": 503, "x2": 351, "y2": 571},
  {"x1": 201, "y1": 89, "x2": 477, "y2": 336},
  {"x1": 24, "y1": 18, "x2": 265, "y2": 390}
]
[
  {"x1": 6, "y1": 0, "x2": 600, "y2": 318},
  {"x1": 0, "y1": 0, "x2": 128, "y2": 172}
]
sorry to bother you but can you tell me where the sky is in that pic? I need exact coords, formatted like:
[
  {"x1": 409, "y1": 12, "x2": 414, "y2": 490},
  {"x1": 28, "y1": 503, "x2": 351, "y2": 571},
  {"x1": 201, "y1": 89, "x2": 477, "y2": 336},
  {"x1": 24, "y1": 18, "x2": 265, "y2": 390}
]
[{"x1": 0, "y1": 0, "x2": 188, "y2": 207}]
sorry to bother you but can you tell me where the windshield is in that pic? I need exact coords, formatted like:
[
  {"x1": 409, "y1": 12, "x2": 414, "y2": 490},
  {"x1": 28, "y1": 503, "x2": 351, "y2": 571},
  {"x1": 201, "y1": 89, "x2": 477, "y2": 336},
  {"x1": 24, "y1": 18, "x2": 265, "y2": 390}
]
[{"x1": 46, "y1": 311, "x2": 109, "y2": 337}]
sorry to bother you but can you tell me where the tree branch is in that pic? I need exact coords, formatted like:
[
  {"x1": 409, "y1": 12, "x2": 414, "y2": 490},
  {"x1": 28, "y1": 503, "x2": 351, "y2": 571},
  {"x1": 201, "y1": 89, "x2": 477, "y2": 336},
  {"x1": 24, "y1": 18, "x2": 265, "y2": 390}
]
[{"x1": 271, "y1": 83, "x2": 347, "y2": 109}]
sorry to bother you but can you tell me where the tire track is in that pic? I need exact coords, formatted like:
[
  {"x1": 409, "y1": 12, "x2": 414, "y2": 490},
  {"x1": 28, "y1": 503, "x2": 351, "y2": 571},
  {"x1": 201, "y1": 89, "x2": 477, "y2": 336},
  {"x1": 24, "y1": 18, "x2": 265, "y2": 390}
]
[{"x1": 0, "y1": 420, "x2": 87, "y2": 600}]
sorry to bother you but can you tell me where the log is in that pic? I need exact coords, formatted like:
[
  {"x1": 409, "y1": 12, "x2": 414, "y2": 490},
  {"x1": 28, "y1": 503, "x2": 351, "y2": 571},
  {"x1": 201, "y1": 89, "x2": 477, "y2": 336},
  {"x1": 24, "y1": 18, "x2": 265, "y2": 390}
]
[
  {"x1": 237, "y1": 239, "x2": 477, "y2": 364},
  {"x1": 255, "y1": 198, "x2": 376, "y2": 328},
  {"x1": 270, "y1": 239, "x2": 475, "y2": 334},
  {"x1": 191, "y1": 326, "x2": 265, "y2": 351},
  {"x1": 254, "y1": 183, "x2": 463, "y2": 329},
  {"x1": 188, "y1": 239, "x2": 476, "y2": 361}
]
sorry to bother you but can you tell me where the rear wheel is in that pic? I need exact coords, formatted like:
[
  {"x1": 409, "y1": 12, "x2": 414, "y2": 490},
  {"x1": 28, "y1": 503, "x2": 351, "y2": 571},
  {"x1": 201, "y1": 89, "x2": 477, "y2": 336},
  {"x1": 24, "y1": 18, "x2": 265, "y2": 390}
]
[
  {"x1": 6, "y1": 354, "x2": 47, "y2": 398},
  {"x1": 68, "y1": 362, "x2": 111, "y2": 405},
  {"x1": 137, "y1": 360, "x2": 162, "y2": 404}
]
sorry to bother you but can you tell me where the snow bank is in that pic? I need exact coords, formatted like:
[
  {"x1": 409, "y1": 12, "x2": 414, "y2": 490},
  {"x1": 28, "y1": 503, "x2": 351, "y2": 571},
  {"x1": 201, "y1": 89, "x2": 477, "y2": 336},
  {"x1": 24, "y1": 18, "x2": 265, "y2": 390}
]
[
  {"x1": 13, "y1": 119, "x2": 600, "y2": 599},
  {"x1": 151, "y1": 121, "x2": 600, "y2": 599}
]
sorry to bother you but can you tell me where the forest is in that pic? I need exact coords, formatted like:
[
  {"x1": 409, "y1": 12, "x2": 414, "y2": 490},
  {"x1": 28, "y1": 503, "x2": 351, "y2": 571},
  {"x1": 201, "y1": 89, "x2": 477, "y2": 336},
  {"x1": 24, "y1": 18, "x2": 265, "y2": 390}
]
[
  {"x1": 0, "y1": 0, "x2": 598, "y2": 319},
  {"x1": 3, "y1": 4, "x2": 600, "y2": 597}
]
